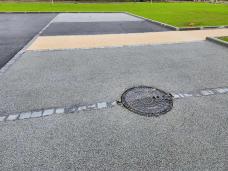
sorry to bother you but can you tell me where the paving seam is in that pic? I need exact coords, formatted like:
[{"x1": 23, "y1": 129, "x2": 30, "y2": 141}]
[
  {"x1": 0, "y1": 13, "x2": 58, "y2": 78},
  {"x1": 0, "y1": 86, "x2": 228, "y2": 122}
]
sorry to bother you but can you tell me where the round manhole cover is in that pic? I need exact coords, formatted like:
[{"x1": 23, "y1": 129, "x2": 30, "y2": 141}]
[{"x1": 121, "y1": 86, "x2": 173, "y2": 117}]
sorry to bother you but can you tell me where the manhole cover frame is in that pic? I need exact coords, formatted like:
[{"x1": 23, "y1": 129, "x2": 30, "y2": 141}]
[{"x1": 120, "y1": 85, "x2": 173, "y2": 117}]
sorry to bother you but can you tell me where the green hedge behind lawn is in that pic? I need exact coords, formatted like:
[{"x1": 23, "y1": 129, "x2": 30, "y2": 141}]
[{"x1": 0, "y1": 2, "x2": 227, "y2": 27}]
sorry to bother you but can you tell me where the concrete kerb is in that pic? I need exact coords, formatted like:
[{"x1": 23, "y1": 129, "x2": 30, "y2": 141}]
[
  {"x1": 126, "y1": 12, "x2": 228, "y2": 31},
  {"x1": 179, "y1": 25, "x2": 228, "y2": 31},
  {"x1": 206, "y1": 36, "x2": 228, "y2": 47},
  {"x1": 124, "y1": 12, "x2": 178, "y2": 30}
]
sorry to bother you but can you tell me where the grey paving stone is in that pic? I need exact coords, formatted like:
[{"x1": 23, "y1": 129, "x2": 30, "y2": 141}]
[
  {"x1": 43, "y1": 109, "x2": 54, "y2": 116},
  {"x1": 215, "y1": 88, "x2": 228, "y2": 93},
  {"x1": 19, "y1": 112, "x2": 31, "y2": 120},
  {"x1": 6, "y1": 114, "x2": 19, "y2": 121},
  {"x1": 97, "y1": 102, "x2": 107, "y2": 109},
  {"x1": 201, "y1": 90, "x2": 214, "y2": 96},
  {"x1": 87, "y1": 104, "x2": 96, "y2": 109},
  {"x1": 55, "y1": 108, "x2": 65, "y2": 114},
  {"x1": 78, "y1": 106, "x2": 86, "y2": 111},
  {"x1": 183, "y1": 93, "x2": 193, "y2": 97},
  {"x1": 31, "y1": 111, "x2": 42, "y2": 118},
  {"x1": 111, "y1": 101, "x2": 117, "y2": 106}
]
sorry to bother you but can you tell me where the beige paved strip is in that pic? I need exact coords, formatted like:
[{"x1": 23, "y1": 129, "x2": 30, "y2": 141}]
[{"x1": 28, "y1": 29, "x2": 228, "y2": 50}]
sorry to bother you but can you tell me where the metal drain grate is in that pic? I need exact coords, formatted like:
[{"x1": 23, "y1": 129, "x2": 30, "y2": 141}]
[{"x1": 121, "y1": 86, "x2": 173, "y2": 117}]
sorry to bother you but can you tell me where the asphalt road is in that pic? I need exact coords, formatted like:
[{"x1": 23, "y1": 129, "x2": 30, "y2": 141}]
[
  {"x1": 0, "y1": 13, "x2": 227, "y2": 170},
  {"x1": 41, "y1": 13, "x2": 170, "y2": 36},
  {"x1": 41, "y1": 21, "x2": 170, "y2": 36},
  {"x1": 0, "y1": 89, "x2": 227, "y2": 170},
  {"x1": 51, "y1": 13, "x2": 144, "y2": 22},
  {"x1": 0, "y1": 40, "x2": 227, "y2": 170},
  {"x1": 0, "y1": 13, "x2": 57, "y2": 69},
  {"x1": 1, "y1": 41, "x2": 227, "y2": 114}
]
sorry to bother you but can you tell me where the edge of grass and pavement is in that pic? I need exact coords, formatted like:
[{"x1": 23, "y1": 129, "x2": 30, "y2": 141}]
[
  {"x1": 206, "y1": 36, "x2": 228, "y2": 47},
  {"x1": 219, "y1": 36, "x2": 228, "y2": 42},
  {"x1": 0, "y1": 2, "x2": 228, "y2": 29}
]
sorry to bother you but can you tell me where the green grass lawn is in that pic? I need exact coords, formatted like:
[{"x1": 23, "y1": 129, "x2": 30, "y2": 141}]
[
  {"x1": 0, "y1": 2, "x2": 228, "y2": 27},
  {"x1": 219, "y1": 37, "x2": 228, "y2": 42}
]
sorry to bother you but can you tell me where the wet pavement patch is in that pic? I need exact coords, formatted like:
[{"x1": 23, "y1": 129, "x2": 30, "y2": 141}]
[
  {"x1": 41, "y1": 21, "x2": 170, "y2": 36},
  {"x1": 121, "y1": 86, "x2": 173, "y2": 117},
  {"x1": 0, "y1": 13, "x2": 57, "y2": 69}
]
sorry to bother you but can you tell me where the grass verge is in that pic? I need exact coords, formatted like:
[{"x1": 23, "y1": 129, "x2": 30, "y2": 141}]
[
  {"x1": 0, "y1": 2, "x2": 228, "y2": 27},
  {"x1": 219, "y1": 37, "x2": 228, "y2": 42}
]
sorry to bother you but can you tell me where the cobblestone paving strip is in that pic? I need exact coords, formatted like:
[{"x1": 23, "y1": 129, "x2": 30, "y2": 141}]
[
  {"x1": 43, "y1": 109, "x2": 54, "y2": 116},
  {"x1": 171, "y1": 86, "x2": 228, "y2": 99},
  {"x1": 0, "y1": 86, "x2": 228, "y2": 122},
  {"x1": 6, "y1": 114, "x2": 19, "y2": 121},
  {"x1": 19, "y1": 112, "x2": 31, "y2": 120}
]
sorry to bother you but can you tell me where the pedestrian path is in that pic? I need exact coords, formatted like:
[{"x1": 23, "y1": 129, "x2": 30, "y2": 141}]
[{"x1": 28, "y1": 28, "x2": 228, "y2": 51}]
